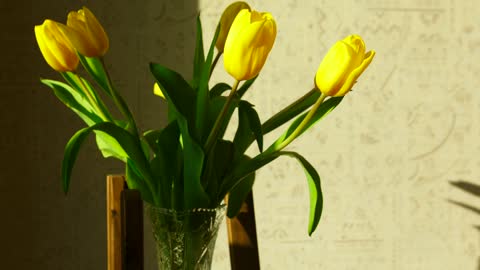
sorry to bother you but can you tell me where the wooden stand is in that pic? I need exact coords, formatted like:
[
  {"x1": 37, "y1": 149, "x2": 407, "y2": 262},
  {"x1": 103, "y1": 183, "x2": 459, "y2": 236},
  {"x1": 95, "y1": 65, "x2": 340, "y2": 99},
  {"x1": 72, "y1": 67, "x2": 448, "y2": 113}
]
[{"x1": 106, "y1": 175, "x2": 260, "y2": 270}]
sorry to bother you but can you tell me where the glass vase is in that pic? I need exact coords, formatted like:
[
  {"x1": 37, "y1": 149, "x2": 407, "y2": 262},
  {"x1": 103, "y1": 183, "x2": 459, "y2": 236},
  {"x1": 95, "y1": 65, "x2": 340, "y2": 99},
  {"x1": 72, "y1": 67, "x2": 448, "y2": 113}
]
[{"x1": 145, "y1": 203, "x2": 226, "y2": 270}]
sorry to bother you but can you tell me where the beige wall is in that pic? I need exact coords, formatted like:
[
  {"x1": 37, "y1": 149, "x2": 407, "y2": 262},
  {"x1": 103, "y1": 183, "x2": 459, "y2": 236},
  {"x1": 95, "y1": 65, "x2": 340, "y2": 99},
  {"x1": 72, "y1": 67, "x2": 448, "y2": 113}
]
[
  {"x1": 202, "y1": 0, "x2": 480, "y2": 269},
  {"x1": 1, "y1": 0, "x2": 479, "y2": 269}
]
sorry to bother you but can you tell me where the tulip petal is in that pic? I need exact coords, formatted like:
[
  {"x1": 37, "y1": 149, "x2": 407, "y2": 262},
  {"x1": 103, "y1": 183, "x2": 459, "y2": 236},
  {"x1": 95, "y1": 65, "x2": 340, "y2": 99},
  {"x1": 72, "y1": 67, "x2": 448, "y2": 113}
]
[
  {"x1": 58, "y1": 22, "x2": 96, "y2": 57},
  {"x1": 315, "y1": 41, "x2": 357, "y2": 95},
  {"x1": 334, "y1": 50, "x2": 376, "y2": 97},
  {"x1": 47, "y1": 22, "x2": 79, "y2": 70},
  {"x1": 83, "y1": 7, "x2": 109, "y2": 55},
  {"x1": 225, "y1": 20, "x2": 266, "y2": 80},
  {"x1": 216, "y1": 1, "x2": 251, "y2": 51},
  {"x1": 224, "y1": 9, "x2": 251, "y2": 51},
  {"x1": 35, "y1": 24, "x2": 65, "y2": 71}
]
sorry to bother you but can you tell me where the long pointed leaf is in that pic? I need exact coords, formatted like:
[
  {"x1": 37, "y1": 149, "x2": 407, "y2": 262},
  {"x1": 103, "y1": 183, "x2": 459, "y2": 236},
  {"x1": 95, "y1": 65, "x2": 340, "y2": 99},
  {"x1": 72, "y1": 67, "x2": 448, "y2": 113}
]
[
  {"x1": 62, "y1": 122, "x2": 153, "y2": 202},
  {"x1": 192, "y1": 16, "x2": 205, "y2": 89},
  {"x1": 41, "y1": 79, "x2": 100, "y2": 125},
  {"x1": 227, "y1": 172, "x2": 255, "y2": 218},
  {"x1": 269, "y1": 97, "x2": 343, "y2": 151},
  {"x1": 279, "y1": 151, "x2": 323, "y2": 236},
  {"x1": 233, "y1": 101, "x2": 263, "y2": 158},
  {"x1": 177, "y1": 117, "x2": 210, "y2": 209},
  {"x1": 196, "y1": 23, "x2": 221, "y2": 142},
  {"x1": 78, "y1": 54, "x2": 111, "y2": 97},
  {"x1": 150, "y1": 63, "x2": 197, "y2": 136}
]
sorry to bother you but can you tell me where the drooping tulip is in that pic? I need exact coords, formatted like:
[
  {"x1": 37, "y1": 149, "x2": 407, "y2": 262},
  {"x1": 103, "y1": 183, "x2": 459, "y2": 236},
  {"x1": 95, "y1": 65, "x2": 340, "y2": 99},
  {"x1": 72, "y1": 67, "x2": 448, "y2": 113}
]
[
  {"x1": 314, "y1": 35, "x2": 375, "y2": 97},
  {"x1": 223, "y1": 9, "x2": 277, "y2": 81},
  {"x1": 59, "y1": 7, "x2": 109, "y2": 57},
  {"x1": 216, "y1": 1, "x2": 251, "y2": 53},
  {"x1": 34, "y1": 19, "x2": 79, "y2": 72}
]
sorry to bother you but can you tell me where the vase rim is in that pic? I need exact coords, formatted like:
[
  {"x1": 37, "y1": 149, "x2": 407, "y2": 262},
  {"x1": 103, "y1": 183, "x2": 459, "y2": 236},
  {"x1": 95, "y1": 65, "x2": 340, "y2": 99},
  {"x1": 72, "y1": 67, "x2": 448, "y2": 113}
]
[{"x1": 145, "y1": 203, "x2": 227, "y2": 216}]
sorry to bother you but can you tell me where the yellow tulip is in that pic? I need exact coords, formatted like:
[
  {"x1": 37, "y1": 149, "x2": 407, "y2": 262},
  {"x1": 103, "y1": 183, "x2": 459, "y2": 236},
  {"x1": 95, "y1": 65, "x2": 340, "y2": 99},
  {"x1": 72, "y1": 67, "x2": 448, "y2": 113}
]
[
  {"x1": 314, "y1": 35, "x2": 375, "y2": 97},
  {"x1": 153, "y1": 83, "x2": 165, "y2": 99},
  {"x1": 59, "y1": 7, "x2": 109, "y2": 57},
  {"x1": 223, "y1": 9, "x2": 277, "y2": 81},
  {"x1": 216, "y1": 1, "x2": 251, "y2": 52},
  {"x1": 34, "y1": 20, "x2": 79, "y2": 72}
]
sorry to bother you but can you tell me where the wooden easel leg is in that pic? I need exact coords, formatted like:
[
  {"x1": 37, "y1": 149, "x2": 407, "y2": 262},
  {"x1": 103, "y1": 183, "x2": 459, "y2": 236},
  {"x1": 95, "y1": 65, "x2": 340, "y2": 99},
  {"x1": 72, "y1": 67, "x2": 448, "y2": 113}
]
[
  {"x1": 107, "y1": 175, "x2": 125, "y2": 270},
  {"x1": 226, "y1": 191, "x2": 261, "y2": 270}
]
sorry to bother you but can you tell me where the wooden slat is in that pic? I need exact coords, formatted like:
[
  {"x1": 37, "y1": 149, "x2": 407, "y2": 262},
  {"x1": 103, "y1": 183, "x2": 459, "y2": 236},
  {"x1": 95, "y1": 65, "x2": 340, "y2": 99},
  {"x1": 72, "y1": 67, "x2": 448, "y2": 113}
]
[
  {"x1": 107, "y1": 175, "x2": 126, "y2": 270},
  {"x1": 226, "y1": 191, "x2": 261, "y2": 270},
  {"x1": 121, "y1": 189, "x2": 144, "y2": 270}
]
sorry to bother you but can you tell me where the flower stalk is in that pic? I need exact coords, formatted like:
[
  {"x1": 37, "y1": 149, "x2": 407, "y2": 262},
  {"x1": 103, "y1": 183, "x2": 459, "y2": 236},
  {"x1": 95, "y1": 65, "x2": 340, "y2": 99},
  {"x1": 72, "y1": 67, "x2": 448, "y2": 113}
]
[
  {"x1": 271, "y1": 92, "x2": 327, "y2": 152},
  {"x1": 204, "y1": 80, "x2": 240, "y2": 153}
]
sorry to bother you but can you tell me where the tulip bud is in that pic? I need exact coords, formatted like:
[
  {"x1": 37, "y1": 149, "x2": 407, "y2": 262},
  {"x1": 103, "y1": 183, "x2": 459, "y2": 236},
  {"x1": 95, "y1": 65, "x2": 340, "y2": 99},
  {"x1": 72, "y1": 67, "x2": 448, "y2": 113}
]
[
  {"x1": 34, "y1": 20, "x2": 79, "y2": 72},
  {"x1": 223, "y1": 9, "x2": 277, "y2": 81},
  {"x1": 153, "y1": 83, "x2": 165, "y2": 99},
  {"x1": 314, "y1": 35, "x2": 375, "y2": 97},
  {"x1": 216, "y1": 1, "x2": 251, "y2": 52},
  {"x1": 59, "y1": 7, "x2": 109, "y2": 57}
]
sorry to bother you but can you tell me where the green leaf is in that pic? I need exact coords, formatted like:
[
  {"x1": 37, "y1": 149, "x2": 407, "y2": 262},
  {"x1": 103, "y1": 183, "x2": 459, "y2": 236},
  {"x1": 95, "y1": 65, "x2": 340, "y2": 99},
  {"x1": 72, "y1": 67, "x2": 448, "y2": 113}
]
[
  {"x1": 219, "y1": 151, "x2": 280, "y2": 203},
  {"x1": 95, "y1": 130, "x2": 128, "y2": 161},
  {"x1": 209, "y1": 82, "x2": 231, "y2": 98},
  {"x1": 149, "y1": 121, "x2": 181, "y2": 208},
  {"x1": 227, "y1": 172, "x2": 255, "y2": 218},
  {"x1": 177, "y1": 117, "x2": 210, "y2": 209},
  {"x1": 192, "y1": 16, "x2": 205, "y2": 90},
  {"x1": 269, "y1": 96, "x2": 343, "y2": 152},
  {"x1": 94, "y1": 120, "x2": 129, "y2": 161},
  {"x1": 233, "y1": 101, "x2": 263, "y2": 157},
  {"x1": 196, "y1": 22, "x2": 221, "y2": 142},
  {"x1": 150, "y1": 63, "x2": 197, "y2": 137},
  {"x1": 262, "y1": 90, "x2": 322, "y2": 135},
  {"x1": 203, "y1": 140, "x2": 235, "y2": 200},
  {"x1": 143, "y1": 129, "x2": 163, "y2": 153},
  {"x1": 78, "y1": 54, "x2": 111, "y2": 97},
  {"x1": 62, "y1": 122, "x2": 152, "y2": 200},
  {"x1": 126, "y1": 158, "x2": 154, "y2": 204},
  {"x1": 279, "y1": 151, "x2": 323, "y2": 236},
  {"x1": 207, "y1": 96, "x2": 239, "y2": 140},
  {"x1": 236, "y1": 76, "x2": 257, "y2": 98},
  {"x1": 41, "y1": 79, "x2": 100, "y2": 125}
]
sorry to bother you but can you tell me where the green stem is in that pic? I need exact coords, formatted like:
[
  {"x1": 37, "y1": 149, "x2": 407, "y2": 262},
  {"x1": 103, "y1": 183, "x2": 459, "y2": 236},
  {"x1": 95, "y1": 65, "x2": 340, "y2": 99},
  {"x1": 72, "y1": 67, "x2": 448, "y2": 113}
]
[
  {"x1": 262, "y1": 88, "x2": 318, "y2": 134},
  {"x1": 73, "y1": 73, "x2": 113, "y2": 122},
  {"x1": 100, "y1": 58, "x2": 139, "y2": 137},
  {"x1": 204, "y1": 79, "x2": 240, "y2": 153},
  {"x1": 209, "y1": 51, "x2": 222, "y2": 79},
  {"x1": 272, "y1": 92, "x2": 327, "y2": 152}
]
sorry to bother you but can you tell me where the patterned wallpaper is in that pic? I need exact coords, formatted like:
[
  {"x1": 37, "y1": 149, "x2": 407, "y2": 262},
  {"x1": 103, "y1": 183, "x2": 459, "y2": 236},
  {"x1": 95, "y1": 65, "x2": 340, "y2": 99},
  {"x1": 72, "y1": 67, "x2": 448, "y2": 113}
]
[
  {"x1": 205, "y1": 0, "x2": 480, "y2": 269},
  {"x1": 1, "y1": 0, "x2": 479, "y2": 269}
]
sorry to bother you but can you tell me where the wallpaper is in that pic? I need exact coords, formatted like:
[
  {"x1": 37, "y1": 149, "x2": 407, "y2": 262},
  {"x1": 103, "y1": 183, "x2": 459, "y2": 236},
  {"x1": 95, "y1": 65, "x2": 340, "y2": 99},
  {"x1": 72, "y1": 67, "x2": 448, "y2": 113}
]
[{"x1": 1, "y1": 0, "x2": 479, "y2": 269}]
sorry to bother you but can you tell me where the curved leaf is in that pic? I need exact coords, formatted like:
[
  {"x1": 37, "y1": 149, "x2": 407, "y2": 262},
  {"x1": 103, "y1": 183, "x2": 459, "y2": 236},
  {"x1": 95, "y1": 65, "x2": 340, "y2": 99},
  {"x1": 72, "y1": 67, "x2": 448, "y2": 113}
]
[
  {"x1": 279, "y1": 151, "x2": 323, "y2": 236},
  {"x1": 227, "y1": 172, "x2": 255, "y2": 218},
  {"x1": 62, "y1": 122, "x2": 152, "y2": 200},
  {"x1": 233, "y1": 101, "x2": 263, "y2": 157},
  {"x1": 41, "y1": 79, "x2": 100, "y2": 125},
  {"x1": 209, "y1": 82, "x2": 231, "y2": 98},
  {"x1": 150, "y1": 63, "x2": 197, "y2": 137}
]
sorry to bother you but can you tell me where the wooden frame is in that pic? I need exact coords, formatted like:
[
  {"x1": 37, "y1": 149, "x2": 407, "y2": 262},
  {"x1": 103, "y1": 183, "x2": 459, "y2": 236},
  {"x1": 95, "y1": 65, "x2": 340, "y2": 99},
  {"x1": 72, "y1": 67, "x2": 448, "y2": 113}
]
[{"x1": 106, "y1": 175, "x2": 260, "y2": 270}]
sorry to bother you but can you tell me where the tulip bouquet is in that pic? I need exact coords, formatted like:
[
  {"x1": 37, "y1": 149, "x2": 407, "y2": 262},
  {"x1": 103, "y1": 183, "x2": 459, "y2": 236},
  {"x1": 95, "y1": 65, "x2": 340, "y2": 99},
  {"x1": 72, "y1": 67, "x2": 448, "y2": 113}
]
[{"x1": 35, "y1": 2, "x2": 374, "y2": 236}]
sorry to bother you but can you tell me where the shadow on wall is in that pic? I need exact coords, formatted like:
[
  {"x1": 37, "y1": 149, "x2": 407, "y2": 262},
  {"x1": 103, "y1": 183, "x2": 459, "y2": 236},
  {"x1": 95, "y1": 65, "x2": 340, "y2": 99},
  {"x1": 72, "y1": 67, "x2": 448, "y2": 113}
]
[
  {"x1": 0, "y1": 1, "x2": 197, "y2": 269},
  {"x1": 448, "y1": 181, "x2": 480, "y2": 270}
]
